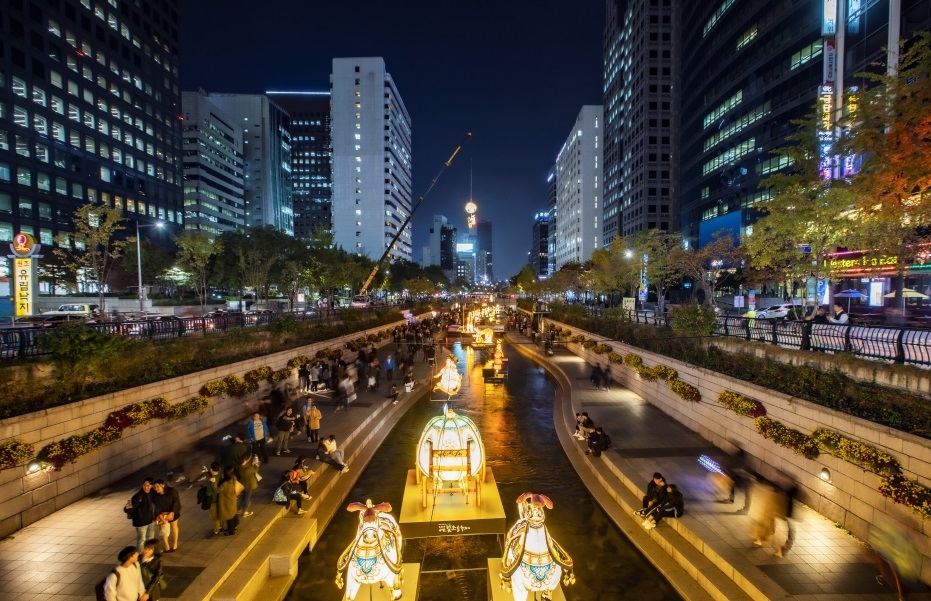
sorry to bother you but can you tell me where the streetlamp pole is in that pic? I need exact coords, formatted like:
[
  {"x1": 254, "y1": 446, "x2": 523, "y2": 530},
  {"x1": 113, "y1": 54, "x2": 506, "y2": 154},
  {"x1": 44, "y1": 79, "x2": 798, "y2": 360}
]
[{"x1": 136, "y1": 220, "x2": 144, "y2": 313}]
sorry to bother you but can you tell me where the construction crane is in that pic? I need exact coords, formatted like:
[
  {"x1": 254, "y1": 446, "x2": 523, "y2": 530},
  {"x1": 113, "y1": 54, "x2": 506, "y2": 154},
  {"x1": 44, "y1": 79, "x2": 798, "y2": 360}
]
[{"x1": 358, "y1": 132, "x2": 472, "y2": 297}]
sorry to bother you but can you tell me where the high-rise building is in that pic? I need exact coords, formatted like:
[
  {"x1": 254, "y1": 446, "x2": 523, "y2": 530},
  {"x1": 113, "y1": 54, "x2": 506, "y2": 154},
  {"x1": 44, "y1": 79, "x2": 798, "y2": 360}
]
[
  {"x1": 530, "y1": 212, "x2": 550, "y2": 277},
  {"x1": 456, "y1": 234, "x2": 476, "y2": 285},
  {"x1": 180, "y1": 91, "x2": 244, "y2": 237},
  {"x1": 554, "y1": 105, "x2": 603, "y2": 270},
  {"x1": 331, "y1": 57, "x2": 412, "y2": 261},
  {"x1": 423, "y1": 214, "x2": 457, "y2": 274},
  {"x1": 205, "y1": 94, "x2": 293, "y2": 235},
  {"x1": 0, "y1": 0, "x2": 184, "y2": 253},
  {"x1": 266, "y1": 91, "x2": 331, "y2": 241},
  {"x1": 475, "y1": 218, "x2": 493, "y2": 283},
  {"x1": 678, "y1": 0, "x2": 928, "y2": 250},
  {"x1": 546, "y1": 166, "x2": 557, "y2": 277},
  {"x1": 602, "y1": 0, "x2": 678, "y2": 244}
]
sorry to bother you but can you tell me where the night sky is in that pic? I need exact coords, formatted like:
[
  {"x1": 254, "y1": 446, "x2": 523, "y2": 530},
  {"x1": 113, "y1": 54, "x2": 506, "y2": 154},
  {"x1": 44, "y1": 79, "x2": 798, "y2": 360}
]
[{"x1": 179, "y1": 1, "x2": 605, "y2": 280}]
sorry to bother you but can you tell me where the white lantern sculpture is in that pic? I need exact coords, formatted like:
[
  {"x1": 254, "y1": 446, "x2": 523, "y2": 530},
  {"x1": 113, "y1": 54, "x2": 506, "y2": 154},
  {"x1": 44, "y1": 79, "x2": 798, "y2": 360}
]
[
  {"x1": 416, "y1": 405, "x2": 485, "y2": 507},
  {"x1": 335, "y1": 499, "x2": 404, "y2": 601},
  {"x1": 499, "y1": 493, "x2": 575, "y2": 601},
  {"x1": 433, "y1": 354, "x2": 462, "y2": 397}
]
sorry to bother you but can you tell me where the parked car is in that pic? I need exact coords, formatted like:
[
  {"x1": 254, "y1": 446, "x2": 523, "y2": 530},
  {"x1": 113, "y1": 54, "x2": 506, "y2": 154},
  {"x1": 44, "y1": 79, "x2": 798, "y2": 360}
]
[
  {"x1": 755, "y1": 303, "x2": 805, "y2": 320},
  {"x1": 350, "y1": 295, "x2": 372, "y2": 308},
  {"x1": 42, "y1": 303, "x2": 100, "y2": 317}
]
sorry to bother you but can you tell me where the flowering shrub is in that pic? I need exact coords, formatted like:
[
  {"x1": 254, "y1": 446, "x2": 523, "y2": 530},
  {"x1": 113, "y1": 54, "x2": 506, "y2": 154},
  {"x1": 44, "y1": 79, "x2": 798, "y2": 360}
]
[
  {"x1": 718, "y1": 391, "x2": 767, "y2": 418},
  {"x1": 0, "y1": 439, "x2": 34, "y2": 470},
  {"x1": 287, "y1": 355, "x2": 309, "y2": 368},
  {"x1": 669, "y1": 379, "x2": 701, "y2": 402},
  {"x1": 754, "y1": 416, "x2": 819, "y2": 459},
  {"x1": 879, "y1": 475, "x2": 931, "y2": 520},
  {"x1": 170, "y1": 395, "x2": 210, "y2": 419},
  {"x1": 624, "y1": 353, "x2": 643, "y2": 368},
  {"x1": 582, "y1": 340, "x2": 596, "y2": 349},
  {"x1": 812, "y1": 428, "x2": 901, "y2": 476},
  {"x1": 570, "y1": 335, "x2": 585, "y2": 344},
  {"x1": 104, "y1": 398, "x2": 172, "y2": 430},
  {"x1": 593, "y1": 344, "x2": 612, "y2": 354},
  {"x1": 222, "y1": 374, "x2": 256, "y2": 397},
  {"x1": 37, "y1": 425, "x2": 122, "y2": 470},
  {"x1": 607, "y1": 352, "x2": 624, "y2": 364},
  {"x1": 653, "y1": 365, "x2": 678, "y2": 382},
  {"x1": 200, "y1": 379, "x2": 228, "y2": 397},
  {"x1": 244, "y1": 366, "x2": 273, "y2": 384},
  {"x1": 270, "y1": 367, "x2": 292, "y2": 383}
]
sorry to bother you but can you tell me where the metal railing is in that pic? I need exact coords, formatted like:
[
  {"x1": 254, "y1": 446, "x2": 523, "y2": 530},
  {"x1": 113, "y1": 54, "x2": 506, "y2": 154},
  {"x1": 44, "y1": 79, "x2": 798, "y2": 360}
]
[{"x1": 0, "y1": 305, "x2": 409, "y2": 361}]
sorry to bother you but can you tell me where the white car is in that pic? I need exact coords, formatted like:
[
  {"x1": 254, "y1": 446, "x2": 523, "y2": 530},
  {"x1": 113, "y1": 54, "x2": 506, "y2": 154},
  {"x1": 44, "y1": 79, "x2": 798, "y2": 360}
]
[
  {"x1": 350, "y1": 295, "x2": 372, "y2": 308},
  {"x1": 756, "y1": 303, "x2": 805, "y2": 319}
]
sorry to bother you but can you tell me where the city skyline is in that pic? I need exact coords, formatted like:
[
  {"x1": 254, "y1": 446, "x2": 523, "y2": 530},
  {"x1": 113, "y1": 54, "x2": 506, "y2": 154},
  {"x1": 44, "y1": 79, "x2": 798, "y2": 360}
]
[{"x1": 179, "y1": 0, "x2": 604, "y2": 280}]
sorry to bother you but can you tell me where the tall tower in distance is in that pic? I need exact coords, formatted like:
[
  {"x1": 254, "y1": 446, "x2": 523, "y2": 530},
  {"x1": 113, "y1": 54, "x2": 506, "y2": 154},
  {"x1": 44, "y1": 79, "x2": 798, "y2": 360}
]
[{"x1": 331, "y1": 57, "x2": 412, "y2": 261}]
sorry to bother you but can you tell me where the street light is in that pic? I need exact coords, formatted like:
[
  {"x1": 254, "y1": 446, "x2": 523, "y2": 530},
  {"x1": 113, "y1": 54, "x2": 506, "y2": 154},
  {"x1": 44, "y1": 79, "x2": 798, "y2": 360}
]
[{"x1": 135, "y1": 220, "x2": 164, "y2": 313}]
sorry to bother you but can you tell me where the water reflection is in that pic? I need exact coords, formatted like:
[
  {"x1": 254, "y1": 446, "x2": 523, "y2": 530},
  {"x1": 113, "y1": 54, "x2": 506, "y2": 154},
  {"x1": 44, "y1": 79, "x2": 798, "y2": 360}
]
[{"x1": 286, "y1": 341, "x2": 683, "y2": 601}]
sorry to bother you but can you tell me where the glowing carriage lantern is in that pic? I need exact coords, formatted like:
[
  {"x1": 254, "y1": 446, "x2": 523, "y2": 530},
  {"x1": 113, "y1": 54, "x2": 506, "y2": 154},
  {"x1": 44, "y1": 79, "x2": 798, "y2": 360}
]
[
  {"x1": 335, "y1": 499, "x2": 404, "y2": 601},
  {"x1": 433, "y1": 354, "x2": 463, "y2": 398},
  {"x1": 416, "y1": 404, "x2": 486, "y2": 507},
  {"x1": 499, "y1": 493, "x2": 575, "y2": 601}
]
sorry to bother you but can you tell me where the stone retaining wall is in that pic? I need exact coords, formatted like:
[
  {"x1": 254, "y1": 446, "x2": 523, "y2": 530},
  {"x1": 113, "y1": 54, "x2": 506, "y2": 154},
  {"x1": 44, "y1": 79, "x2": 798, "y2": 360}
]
[
  {"x1": 548, "y1": 319, "x2": 931, "y2": 581},
  {"x1": 0, "y1": 320, "x2": 407, "y2": 539}
]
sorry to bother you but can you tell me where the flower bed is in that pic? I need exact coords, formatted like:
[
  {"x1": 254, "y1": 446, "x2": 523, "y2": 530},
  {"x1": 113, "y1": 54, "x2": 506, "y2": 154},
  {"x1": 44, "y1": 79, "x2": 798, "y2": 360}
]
[{"x1": 0, "y1": 439, "x2": 34, "y2": 470}]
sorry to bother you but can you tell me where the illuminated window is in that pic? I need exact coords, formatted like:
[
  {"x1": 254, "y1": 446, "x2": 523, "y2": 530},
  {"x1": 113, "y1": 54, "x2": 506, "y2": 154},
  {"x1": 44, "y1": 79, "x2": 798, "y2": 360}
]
[{"x1": 12, "y1": 77, "x2": 27, "y2": 99}]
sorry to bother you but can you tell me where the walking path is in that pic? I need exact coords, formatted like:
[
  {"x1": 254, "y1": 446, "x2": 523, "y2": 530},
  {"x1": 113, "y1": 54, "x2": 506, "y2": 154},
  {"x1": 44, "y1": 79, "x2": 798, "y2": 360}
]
[
  {"x1": 0, "y1": 339, "x2": 442, "y2": 601},
  {"x1": 3, "y1": 327, "x2": 928, "y2": 601},
  {"x1": 508, "y1": 330, "x2": 930, "y2": 601}
]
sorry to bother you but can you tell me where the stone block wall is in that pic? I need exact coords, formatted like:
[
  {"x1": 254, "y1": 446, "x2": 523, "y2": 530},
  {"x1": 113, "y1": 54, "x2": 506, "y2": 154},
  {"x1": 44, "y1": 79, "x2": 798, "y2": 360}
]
[
  {"x1": 550, "y1": 320, "x2": 931, "y2": 581},
  {"x1": 0, "y1": 320, "x2": 407, "y2": 538}
]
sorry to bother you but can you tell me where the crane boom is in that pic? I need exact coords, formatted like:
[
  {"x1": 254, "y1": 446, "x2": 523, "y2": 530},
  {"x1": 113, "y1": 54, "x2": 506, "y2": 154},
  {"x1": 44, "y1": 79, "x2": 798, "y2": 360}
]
[{"x1": 359, "y1": 132, "x2": 472, "y2": 296}]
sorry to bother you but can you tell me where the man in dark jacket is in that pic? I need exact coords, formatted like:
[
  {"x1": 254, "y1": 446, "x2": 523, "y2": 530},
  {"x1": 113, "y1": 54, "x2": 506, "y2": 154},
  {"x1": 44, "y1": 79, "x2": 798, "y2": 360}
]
[
  {"x1": 643, "y1": 484, "x2": 684, "y2": 529},
  {"x1": 124, "y1": 478, "x2": 156, "y2": 552},
  {"x1": 636, "y1": 473, "x2": 667, "y2": 516}
]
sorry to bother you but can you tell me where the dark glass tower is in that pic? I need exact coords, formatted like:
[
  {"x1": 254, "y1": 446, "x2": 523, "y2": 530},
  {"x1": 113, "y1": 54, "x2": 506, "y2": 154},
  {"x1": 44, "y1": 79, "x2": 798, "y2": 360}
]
[{"x1": 0, "y1": 0, "x2": 183, "y2": 252}]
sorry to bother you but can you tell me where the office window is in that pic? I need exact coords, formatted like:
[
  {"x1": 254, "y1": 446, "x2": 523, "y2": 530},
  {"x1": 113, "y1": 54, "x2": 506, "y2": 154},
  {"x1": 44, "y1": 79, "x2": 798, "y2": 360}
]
[
  {"x1": 12, "y1": 77, "x2": 28, "y2": 99},
  {"x1": 32, "y1": 87, "x2": 46, "y2": 107},
  {"x1": 35, "y1": 143, "x2": 49, "y2": 163},
  {"x1": 0, "y1": 194, "x2": 10, "y2": 213},
  {"x1": 40, "y1": 228, "x2": 54, "y2": 245},
  {"x1": 13, "y1": 106, "x2": 29, "y2": 127},
  {"x1": 50, "y1": 95, "x2": 64, "y2": 114},
  {"x1": 72, "y1": 183, "x2": 83, "y2": 199},
  {"x1": 0, "y1": 163, "x2": 9, "y2": 182},
  {"x1": 37, "y1": 172, "x2": 51, "y2": 192},
  {"x1": 50, "y1": 70, "x2": 63, "y2": 88},
  {"x1": 0, "y1": 131, "x2": 8, "y2": 152},
  {"x1": 69, "y1": 130, "x2": 81, "y2": 148},
  {"x1": 15, "y1": 136, "x2": 30, "y2": 157},
  {"x1": 16, "y1": 167, "x2": 32, "y2": 187}
]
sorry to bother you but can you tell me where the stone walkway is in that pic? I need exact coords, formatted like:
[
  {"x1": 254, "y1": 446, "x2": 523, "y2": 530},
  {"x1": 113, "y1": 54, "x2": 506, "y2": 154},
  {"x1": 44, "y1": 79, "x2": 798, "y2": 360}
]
[{"x1": 509, "y1": 330, "x2": 930, "y2": 601}]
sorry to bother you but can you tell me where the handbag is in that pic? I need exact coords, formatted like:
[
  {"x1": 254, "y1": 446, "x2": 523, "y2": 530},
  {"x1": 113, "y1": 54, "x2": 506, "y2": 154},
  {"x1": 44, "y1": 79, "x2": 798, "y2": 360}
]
[
  {"x1": 347, "y1": 393, "x2": 357, "y2": 403},
  {"x1": 234, "y1": 480, "x2": 245, "y2": 496}
]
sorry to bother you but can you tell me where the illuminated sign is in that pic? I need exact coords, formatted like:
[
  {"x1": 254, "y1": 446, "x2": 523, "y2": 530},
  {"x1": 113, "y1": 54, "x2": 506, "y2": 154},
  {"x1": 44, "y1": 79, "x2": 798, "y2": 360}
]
[
  {"x1": 823, "y1": 39, "x2": 836, "y2": 84},
  {"x1": 822, "y1": 0, "x2": 837, "y2": 35},
  {"x1": 456, "y1": 243, "x2": 474, "y2": 253},
  {"x1": 818, "y1": 87, "x2": 835, "y2": 180},
  {"x1": 11, "y1": 232, "x2": 37, "y2": 257},
  {"x1": 14, "y1": 258, "x2": 34, "y2": 317},
  {"x1": 823, "y1": 254, "x2": 898, "y2": 270}
]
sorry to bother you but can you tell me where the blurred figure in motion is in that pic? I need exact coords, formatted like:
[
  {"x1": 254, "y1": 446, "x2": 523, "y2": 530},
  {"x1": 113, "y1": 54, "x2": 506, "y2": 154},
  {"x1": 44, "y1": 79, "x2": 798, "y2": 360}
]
[
  {"x1": 748, "y1": 476, "x2": 789, "y2": 556},
  {"x1": 869, "y1": 515, "x2": 921, "y2": 601}
]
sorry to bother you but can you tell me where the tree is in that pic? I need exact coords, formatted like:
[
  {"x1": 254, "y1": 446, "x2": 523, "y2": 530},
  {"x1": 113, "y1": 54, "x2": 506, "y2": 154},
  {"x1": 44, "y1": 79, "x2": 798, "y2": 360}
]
[
  {"x1": 588, "y1": 238, "x2": 640, "y2": 300},
  {"x1": 670, "y1": 231, "x2": 743, "y2": 308},
  {"x1": 176, "y1": 230, "x2": 222, "y2": 309},
  {"x1": 53, "y1": 204, "x2": 130, "y2": 313},
  {"x1": 514, "y1": 264, "x2": 539, "y2": 296},
  {"x1": 745, "y1": 113, "x2": 858, "y2": 302},
  {"x1": 629, "y1": 230, "x2": 683, "y2": 313}
]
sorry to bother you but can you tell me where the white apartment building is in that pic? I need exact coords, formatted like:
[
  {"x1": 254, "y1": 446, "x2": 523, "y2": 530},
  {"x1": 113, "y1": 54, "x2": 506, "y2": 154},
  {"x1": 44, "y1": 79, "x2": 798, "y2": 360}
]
[
  {"x1": 553, "y1": 105, "x2": 603, "y2": 270},
  {"x1": 331, "y1": 57, "x2": 413, "y2": 261},
  {"x1": 205, "y1": 94, "x2": 293, "y2": 236}
]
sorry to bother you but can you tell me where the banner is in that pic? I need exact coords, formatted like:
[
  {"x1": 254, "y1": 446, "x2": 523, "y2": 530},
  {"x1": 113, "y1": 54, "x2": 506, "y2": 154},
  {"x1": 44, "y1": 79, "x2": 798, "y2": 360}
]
[
  {"x1": 822, "y1": 0, "x2": 837, "y2": 35},
  {"x1": 14, "y1": 258, "x2": 33, "y2": 317}
]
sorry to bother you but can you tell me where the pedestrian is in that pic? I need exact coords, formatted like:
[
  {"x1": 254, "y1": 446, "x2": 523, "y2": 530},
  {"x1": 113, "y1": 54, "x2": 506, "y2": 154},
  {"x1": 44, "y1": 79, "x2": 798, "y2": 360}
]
[
  {"x1": 205, "y1": 463, "x2": 223, "y2": 536},
  {"x1": 124, "y1": 478, "x2": 156, "y2": 553},
  {"x1": 303, "y1": 398, "x2": 322, "y2": 443},
  {"x1": 217, "y1": 466, "x2": 241, "y2": 536},
  {"x1": 748, "y1": 477, "x2": 785, "y2": 552},
  {"x1": 102, "y1": 546, "x2": 149, "y2": 601},
  {"x1": 309, "y1": 363, "x2": 320, "y2": 392},
  {"x1": 247, "y1": 410, "x2": 270, "y2": 464},
  {"x1": 601, "y1": 364, "x2": 611, "y2": 390},
  {"x1": 139, "y1": 539, "x2": 164, "y2": 601},
  {"x1": 151, "y1": 480, "x2": 181, "y2": 553},
  {"x1": 337, "y1": 373, "x2": 356, "y2": 411},
  {"x1": 384, "y1": 354, "x2": 395, "y2": 382},
  {"x1": 219, "y1": 433, "x2": 250, "y2": 471},
  {"x1": 275, "y1": 407, "x2": 296, "y2": 456},
  {"x1": 590, "y1": 364, "x2": 603, "y2": 389},
  {"x1": 237, "y1": 456, "x2": 259, "y2": 518},
  {"x1": 297, "y1": 362, "x2": 310, "y2": 392},
  {"x1": 387, "y1": 383, "x2": 400, "y2": 404},
  {"x1": 319, "y1": 434, "x2": 349, "y2": 473},
  {"x1": 635, "y1": 473, "x2": 667, "y2": 516}
]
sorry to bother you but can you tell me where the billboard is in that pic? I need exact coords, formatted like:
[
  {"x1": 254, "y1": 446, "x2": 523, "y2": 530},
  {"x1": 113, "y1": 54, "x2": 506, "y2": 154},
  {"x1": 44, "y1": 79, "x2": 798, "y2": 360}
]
[
  {"x1": 822, "y1": 0, "x2": 837, "y2": 35},
  {"x1": 456, "y1": 243, "x2": 474, "y2": 253}
]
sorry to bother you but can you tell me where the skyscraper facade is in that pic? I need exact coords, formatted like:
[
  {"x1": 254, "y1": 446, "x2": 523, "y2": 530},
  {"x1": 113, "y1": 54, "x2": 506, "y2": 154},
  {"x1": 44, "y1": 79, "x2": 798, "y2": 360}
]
[
  {"x1": 0, "y1": 0, "x2": 183, "y2": 252},
  {"x1": 180, "y1": 91, "x2": 244, "y2": 238},
  {"x1": 423, "y1": 214, "x2": 457, "y2": 275},
  {"x1": 266, "y1": 91, "x2": 331, "y2": 241},
  {"x1": 546, "y1": 166, "x2": 557, "y2": 277},
  {"x1": 553, "y1": 105, "x2": 603, "y2": 270},
  {"x1": 206, "y1": 94, "x2": 293, "y2": 235},
  {"x1": 331, "y1": 57, "x2": 412, "y2": 261},
  {"x1": 530, "y1": 211, "x2": 550, "y2": 277},
  {"x1": 677, "y1": 0, "x2": 929, "y2": 249},
  {"x1": 602, "y1": 0, "x2": 678, "y2": 244}
]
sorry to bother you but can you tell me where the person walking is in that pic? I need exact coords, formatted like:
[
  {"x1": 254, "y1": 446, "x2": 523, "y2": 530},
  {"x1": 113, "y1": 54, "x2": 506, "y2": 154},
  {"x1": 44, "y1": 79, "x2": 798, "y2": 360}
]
[
  {"x1": 139, "y1": 539, "x2": 164, "y2": 601},
  {"x1": 217, "y1": 466, "x2": 241, "y2": 535},
  {"x1": 237, "y1": 456, "x2": 259, "y2": 518},
  {"x1": 102, "y1": 546, "x2": 149, "y2": 601},
  {"x1": 601, "y1": 364, "x2": 612, "y2": 390},
  {"x1": 124, "y1": 478, "x2": 156, "y2": 553},
  {"x1": 247, "y1": 410, "x2": 270, "y2": 464},
  {"x1": 304, "y1": 399, "x2": 322, "y2": 443},
  {"x1": 590, "y1": 364, "x2": 603, "y2": 389},
  {"x1": 275, "y1": 407, "x2": 296, "y2": 456}
]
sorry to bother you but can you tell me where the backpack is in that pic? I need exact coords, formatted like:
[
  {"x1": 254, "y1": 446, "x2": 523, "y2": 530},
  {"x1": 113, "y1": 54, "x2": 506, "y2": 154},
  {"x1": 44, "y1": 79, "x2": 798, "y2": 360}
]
[
  {"x1": 273, "y1": 483, "x2": 289, "y2": 506},
  {"x1": 95, "y1": 569, "x2": 119, "y2": 601},
  {"x1": 196, "y1": 486, "x2": 210, "y2": 510}
]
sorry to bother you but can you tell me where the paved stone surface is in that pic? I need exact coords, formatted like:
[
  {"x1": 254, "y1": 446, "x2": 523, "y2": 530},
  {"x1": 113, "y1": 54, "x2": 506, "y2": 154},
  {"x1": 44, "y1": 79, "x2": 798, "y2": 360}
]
[{"x1": 511, "y1": 330, "x2": 931, "y2": 601}]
